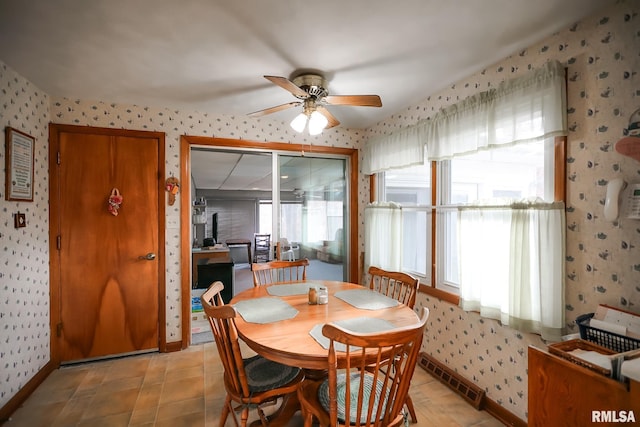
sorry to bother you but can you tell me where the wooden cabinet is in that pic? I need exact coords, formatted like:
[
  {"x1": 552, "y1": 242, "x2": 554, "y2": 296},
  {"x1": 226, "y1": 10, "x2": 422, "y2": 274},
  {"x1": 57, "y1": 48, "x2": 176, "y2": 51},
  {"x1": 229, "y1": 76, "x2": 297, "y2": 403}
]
[
  {"x1": 192, "y1": 248, "x2": 231, "y2": 287},
  {"x1": 528, "y1": 346, "x2": 640, "y2": 426}
]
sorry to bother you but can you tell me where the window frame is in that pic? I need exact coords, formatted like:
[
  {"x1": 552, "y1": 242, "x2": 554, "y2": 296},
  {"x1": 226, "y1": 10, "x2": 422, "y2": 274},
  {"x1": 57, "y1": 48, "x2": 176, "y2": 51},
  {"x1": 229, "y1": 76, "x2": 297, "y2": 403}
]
[{"x1": 371, "y1": 136, "x2": 566, "y2": 305}]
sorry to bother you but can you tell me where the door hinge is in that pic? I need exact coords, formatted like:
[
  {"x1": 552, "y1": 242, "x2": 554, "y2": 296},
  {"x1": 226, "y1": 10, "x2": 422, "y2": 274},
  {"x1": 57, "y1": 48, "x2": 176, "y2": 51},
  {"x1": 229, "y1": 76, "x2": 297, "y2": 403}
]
[
  {"x1": 56, "y1": 322, "x2": 63, "y2": 337},
  {"x1": 57, "y1": 235, "x2": 61, "y2": 250},
  {"x1": 57, "y1": 151, "x2": 61, "y2": 165}
]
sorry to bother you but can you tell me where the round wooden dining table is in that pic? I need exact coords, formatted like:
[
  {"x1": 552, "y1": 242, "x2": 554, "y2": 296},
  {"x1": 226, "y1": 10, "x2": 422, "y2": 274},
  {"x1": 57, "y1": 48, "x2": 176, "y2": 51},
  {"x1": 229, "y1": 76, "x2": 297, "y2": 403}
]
[
  {"x1": 229, "y1": 280, "x2": 421, "y2": 426},
  {"x1": 230, "y1": 280, "x2": 421, "y2": 370}
]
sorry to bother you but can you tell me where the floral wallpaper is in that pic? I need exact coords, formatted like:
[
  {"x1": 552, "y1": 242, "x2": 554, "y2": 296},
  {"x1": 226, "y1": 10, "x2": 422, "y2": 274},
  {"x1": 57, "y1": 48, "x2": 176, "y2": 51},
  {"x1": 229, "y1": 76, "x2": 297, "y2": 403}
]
[
  {"x1": 1, "y1": 0, "x2": 638, "y2": 421},
  {"x1": 0, "y1": 63, "x2": 50, "y2": 407},
  {"x1": 367, "y1": 0, "x2": 640, "y2": 420}
]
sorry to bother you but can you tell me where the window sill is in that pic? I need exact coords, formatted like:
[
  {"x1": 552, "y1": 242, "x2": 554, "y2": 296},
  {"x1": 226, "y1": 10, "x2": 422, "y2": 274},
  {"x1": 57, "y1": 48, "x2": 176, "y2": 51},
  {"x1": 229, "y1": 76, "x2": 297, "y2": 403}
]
[{"x1": 418, "y1": 283, "x2": 460, "y2": 306}]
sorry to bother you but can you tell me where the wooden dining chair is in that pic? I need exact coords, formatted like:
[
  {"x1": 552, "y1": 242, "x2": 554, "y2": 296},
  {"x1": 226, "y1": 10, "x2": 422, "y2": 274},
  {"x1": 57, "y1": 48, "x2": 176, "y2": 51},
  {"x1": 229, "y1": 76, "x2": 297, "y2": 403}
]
[
  {"x1": 201, "y1": 281, "x2": 304, "y2": 426},
  {"x1": 366, "y1": 265, "x2": 421, "y2": 423},
  {"x1": 252, "y1": 258, "x2": 309, "y2": 287},
  {"x1": 298, "y1": 307, "x2": 430, "y2": 427},
  {"x1": 367, "y1": 266, "x2": 420, "y2": 309}
]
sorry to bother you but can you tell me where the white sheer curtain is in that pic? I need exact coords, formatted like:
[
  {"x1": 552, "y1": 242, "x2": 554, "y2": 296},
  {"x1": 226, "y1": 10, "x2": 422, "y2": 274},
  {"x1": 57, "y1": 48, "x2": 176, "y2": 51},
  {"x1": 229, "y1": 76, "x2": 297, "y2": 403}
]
[
  {"x1": 458, "y1": 201, "x2": 565, "y2": 341},
  {"x1": 364, "y1": 202, "x2": 402, "y2": 272}
]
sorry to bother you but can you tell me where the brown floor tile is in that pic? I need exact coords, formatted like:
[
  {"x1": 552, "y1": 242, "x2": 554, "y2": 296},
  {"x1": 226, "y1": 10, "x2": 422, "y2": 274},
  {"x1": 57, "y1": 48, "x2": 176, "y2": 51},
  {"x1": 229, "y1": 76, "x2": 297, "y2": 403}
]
[
  {"x1": 135, "y1": 383, "x2": 163, "y2": 410},
  {"x1": 98, "y1": 375, "x2": 145, "y2": 394},
  {"x1": 81, "y1": 388, "x2": 139, "y2": 420},
  {"x1": 52, "y1": 396, "x2": 93, "y2": 426},
  {"x1": 77, "y1": 411, "x2": 132, "y2": 427},
  {"x1": 24, "y1": 385, "x2": 77, "y2": 406},
  {"x1": 128, "y1": 406, "x2": 158, "y2": 426},
  {"x1": 155, "y1": 396, "x2": 204, "y2": 421},
  {"x1": 106, "y1": 358, "x2": 151, "y2": 382},
  {"x1": 154, "y1": 410, "x2": 205, "y2": 427},
  {"x1": 37, "y1": 368, "x2": 90, "y2": 394},
  {"x1": 164, "y1": 364, "x2": 203, "y2": 383},
  {"x1": 7, "y1": 401, "x2": 67, "y2": 427},
  {"x1": 160, "y1": 376, "x2": 204, "y2": 404}
]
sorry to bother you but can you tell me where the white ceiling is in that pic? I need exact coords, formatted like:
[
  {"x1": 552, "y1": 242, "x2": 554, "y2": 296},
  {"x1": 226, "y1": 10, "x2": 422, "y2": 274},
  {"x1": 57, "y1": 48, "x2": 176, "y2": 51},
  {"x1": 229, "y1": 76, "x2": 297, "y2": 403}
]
[{"x1": 0, "y1": 0, "x2": 613, "y2": 130}]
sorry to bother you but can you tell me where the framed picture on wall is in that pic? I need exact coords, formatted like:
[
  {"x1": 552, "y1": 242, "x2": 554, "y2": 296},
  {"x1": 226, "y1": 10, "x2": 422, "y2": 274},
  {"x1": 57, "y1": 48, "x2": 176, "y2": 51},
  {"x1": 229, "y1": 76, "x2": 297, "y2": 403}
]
[{"x1": 5, "y1": 127, "x2": 35, "y2": 202}]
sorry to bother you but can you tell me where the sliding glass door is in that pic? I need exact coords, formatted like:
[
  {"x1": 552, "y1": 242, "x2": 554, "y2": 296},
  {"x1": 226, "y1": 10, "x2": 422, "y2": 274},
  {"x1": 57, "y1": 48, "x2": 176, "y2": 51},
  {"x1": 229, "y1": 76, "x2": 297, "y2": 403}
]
[
  {"x1": 278, "y1": 154, "x2": 347, "y2": 281},
  {"x1": 190, "y1": 147, "x2": 349, "y2": 286}
]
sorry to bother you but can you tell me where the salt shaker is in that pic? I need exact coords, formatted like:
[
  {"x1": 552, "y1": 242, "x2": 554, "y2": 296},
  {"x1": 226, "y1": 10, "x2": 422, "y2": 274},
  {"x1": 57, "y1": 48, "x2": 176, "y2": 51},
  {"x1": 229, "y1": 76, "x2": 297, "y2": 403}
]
[{"x1": 317, "y1": 286, "x2": 328, "y2": 305}]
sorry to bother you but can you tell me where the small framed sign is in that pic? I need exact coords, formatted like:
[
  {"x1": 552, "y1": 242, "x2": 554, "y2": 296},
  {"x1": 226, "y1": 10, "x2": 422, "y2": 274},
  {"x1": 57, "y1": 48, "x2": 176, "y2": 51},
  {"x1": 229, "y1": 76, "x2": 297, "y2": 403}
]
[{"x1": 5, "y1": 127, "x2": 35, "y2": 202}]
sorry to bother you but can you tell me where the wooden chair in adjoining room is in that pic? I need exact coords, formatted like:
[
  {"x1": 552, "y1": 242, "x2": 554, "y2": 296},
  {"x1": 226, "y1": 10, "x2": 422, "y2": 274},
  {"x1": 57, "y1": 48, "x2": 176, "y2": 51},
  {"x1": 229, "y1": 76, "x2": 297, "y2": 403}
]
[
  {"x1": 366, "y1": 265, "x2": 421, "y2": 423},
  {"x1": 200, "y1": 281, "x2": 304, "y2": 426},
  {"x1": 298, "y1": 307, "x2": 430, "y2": 427},
  {"x1": 252, "y1": 258, "x2": 309, "y2": 287},
  {"x1": 253, "y1": 233, "x2": 271, "y2": 263}
]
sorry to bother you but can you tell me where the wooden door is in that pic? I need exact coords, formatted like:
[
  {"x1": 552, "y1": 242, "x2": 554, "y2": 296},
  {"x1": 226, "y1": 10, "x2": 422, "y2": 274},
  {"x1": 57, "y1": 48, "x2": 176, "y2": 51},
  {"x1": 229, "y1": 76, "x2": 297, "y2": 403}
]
[{"x1": 49, "y1": 124, "x2": 165, "y2": 363}]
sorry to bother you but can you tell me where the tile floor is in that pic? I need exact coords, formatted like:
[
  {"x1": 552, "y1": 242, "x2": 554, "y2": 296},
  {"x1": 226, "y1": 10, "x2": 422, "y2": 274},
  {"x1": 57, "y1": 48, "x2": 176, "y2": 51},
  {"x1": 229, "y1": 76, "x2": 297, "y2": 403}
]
[{"x1": 5, "y1": 343, "x2": 505, "y2": 426}]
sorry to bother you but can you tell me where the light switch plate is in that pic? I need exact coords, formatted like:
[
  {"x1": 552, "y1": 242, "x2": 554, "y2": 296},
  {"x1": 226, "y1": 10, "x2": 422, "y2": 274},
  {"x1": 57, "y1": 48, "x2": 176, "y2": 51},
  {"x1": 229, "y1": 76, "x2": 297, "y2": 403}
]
[{"x1": 14, "y1": 212, "x2": 26, "y2": 228}]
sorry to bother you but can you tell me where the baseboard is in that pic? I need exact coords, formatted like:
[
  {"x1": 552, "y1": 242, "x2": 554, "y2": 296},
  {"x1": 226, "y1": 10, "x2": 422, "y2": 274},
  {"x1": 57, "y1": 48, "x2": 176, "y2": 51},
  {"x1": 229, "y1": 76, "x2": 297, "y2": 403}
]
[
  {"x1": 483, "y1": 398, "x2": 527, "y2": 427},
  {"x1": 419, "y1": 352, "x2": 485, "y2": 409},
  {"x1": 0, "y1": 360, "x2": 56, "y2": 425},
  {"x1": 418, "y1": 352, "x2": 526, "y2": 427},
  {"x1": 165, "y1": 340, "x2": 183, "y2": 352}
]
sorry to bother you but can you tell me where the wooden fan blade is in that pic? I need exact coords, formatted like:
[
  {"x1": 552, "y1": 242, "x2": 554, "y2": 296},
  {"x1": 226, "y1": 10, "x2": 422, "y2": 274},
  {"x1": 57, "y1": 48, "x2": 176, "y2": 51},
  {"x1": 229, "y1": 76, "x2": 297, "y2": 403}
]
[
  {"x1": 324, "y1": 94, "x2": 382, "y2": 107},
  {"x1": 316, "y1": 106, "x2": 340, "y2": 129},
  {"x1": 248, "y1": 101, "x2": 301, "y2": 117},
  {"x1": 264, "y1": 75, "x2": 309, "y2": 98}
]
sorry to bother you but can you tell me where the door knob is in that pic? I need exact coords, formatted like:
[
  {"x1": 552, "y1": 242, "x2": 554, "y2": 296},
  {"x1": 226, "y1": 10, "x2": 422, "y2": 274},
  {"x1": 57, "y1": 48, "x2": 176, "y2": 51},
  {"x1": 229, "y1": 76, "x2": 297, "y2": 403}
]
[{"x1": 139, "y1": 253, "x2": 156, "y2": 261}]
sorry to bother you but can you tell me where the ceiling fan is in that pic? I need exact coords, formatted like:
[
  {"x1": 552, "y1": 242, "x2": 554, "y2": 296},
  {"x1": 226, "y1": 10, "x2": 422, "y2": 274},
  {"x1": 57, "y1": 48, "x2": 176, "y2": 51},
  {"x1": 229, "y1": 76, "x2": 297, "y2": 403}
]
[{"x1": 248, "y1": 71, "x2": 382, "y2": 134}]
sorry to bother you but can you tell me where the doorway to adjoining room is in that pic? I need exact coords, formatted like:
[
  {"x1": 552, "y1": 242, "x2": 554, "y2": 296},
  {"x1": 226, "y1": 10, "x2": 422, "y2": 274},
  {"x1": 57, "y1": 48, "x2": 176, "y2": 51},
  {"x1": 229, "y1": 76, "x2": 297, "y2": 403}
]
[{"x1": 188, "y1": 147, "x2": 350, "y2": 344}]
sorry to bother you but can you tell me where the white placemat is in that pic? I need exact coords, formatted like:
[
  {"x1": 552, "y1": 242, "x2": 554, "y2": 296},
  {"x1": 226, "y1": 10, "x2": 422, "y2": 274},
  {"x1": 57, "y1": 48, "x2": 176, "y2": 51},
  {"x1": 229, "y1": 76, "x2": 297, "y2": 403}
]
[
  {"x1": 233, "y1": 297, "x2": 298, "y2": 324},
  {"x1": 266, "y1": 282, "x2": 323, "y2": 297},
  {"x1": 309, "y1": 317, "x2": 397, "y2": 351},
  {"x1": 334, "y1": 289, "x2": 399, "y2": 310}
]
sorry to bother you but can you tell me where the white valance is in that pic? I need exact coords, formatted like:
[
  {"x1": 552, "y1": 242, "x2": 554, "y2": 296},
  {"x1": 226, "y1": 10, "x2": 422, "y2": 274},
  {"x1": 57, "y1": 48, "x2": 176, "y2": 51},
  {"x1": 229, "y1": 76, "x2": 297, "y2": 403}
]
[
  {"x1": 361, "y1": 60, "x2": 567, "y2": 172},
  {"x1": 361, "y1": 126, "x2": 426, "y2": 175}
]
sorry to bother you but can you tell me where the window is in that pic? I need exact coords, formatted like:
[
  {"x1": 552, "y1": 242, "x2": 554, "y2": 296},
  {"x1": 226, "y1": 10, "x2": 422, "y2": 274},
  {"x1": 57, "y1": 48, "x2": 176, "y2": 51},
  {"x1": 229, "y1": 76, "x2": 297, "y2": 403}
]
[
  {"x1": 378, "y1": 138, "x2": 565, "y2": 340},
  {"x1": 258, "y1": 201, "x2": 272, "y2": 235},
  {"x1": 367, "y1": 61, "x2": 567, "y2": 340},
  {"x1": 438, "y1": 139, "x2": 555, "y2": 291},
  {"x1": 382, "y1": 163, "x2": 432, "y2": 280},
  {"x1": 280, "y1": 202, "x2": 303, "y2": 243},
  {"x1": 380, "y1": 138, "x2": 556, "y2": 292}
]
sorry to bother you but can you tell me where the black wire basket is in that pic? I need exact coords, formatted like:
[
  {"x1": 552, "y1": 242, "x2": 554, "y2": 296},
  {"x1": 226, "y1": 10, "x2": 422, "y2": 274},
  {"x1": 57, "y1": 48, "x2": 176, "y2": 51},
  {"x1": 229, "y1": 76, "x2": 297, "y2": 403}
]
[{"x1": 576, "y1": 313, "x2": 640, "y2": 353}]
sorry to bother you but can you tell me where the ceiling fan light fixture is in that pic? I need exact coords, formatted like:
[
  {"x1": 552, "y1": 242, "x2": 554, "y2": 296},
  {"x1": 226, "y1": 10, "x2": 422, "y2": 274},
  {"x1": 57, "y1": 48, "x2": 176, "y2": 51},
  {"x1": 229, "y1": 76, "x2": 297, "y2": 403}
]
[
  {"x1": 308, "y1": 110, "x2": 328, "y2": 135},
  {"x1": 250, "y1": 72, "x2": 381, "y2": 131},
  {"x1": 290, "y1": 112, "x2": 308, "y2": 133}
]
